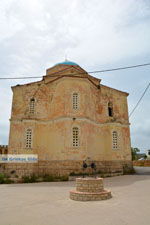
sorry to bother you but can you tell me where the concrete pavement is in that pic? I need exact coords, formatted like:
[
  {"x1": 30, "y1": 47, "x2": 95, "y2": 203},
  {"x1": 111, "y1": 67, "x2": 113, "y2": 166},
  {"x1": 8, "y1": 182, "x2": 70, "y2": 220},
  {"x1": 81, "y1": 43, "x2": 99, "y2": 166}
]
[{"x1": 0, "y1": 167, "x2": 150, "y2": 225}]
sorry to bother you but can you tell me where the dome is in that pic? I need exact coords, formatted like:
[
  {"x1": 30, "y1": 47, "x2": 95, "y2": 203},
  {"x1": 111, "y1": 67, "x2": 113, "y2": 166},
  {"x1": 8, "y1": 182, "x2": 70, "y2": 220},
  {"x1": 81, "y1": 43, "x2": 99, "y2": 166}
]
[{"x1": 55, "y1": 60, "x2": 79, "y2": 66}]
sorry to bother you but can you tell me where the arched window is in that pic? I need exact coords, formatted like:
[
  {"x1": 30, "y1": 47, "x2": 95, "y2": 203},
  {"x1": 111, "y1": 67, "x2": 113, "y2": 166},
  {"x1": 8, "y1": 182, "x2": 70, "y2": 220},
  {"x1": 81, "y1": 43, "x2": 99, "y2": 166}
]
[
  {"x1": 108, "y1": 102, "x2": 113, "y2": 117},
  {"x1": 112, "y1": 131, "x2": 118, "y2": 149},
  {"x1": 29, "y1": 98, "x2": 35, "y2": 114},
  {"x1": 72, "y1": 127, "x2": 79, "y2": 147},
  {"x1": 72, "y1": 93, "x2": 79, "y2": 110},
  {"x1": 25, "y1": 129, "x2": 32, "y2": 149}
]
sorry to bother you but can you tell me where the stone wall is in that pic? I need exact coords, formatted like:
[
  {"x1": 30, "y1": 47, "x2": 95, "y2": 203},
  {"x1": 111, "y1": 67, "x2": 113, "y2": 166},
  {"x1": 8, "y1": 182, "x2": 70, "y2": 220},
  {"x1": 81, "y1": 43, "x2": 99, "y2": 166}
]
[
  {"x1": 76, "y1": 177, "x2": 104, "y2": 193},
  {"x1": 2, "y1": 160, "x2": 133, "y2": 178},
  {"x1": 133, "y1": 160, "x2": 150, "y2": 167}
]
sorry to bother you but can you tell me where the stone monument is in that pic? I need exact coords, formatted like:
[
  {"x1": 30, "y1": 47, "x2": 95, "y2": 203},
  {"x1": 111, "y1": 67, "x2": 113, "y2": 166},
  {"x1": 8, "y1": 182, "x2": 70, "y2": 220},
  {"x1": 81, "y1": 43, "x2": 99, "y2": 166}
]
[{"x1": 70, "y1": 177, "x2": 112, "y2": 201}]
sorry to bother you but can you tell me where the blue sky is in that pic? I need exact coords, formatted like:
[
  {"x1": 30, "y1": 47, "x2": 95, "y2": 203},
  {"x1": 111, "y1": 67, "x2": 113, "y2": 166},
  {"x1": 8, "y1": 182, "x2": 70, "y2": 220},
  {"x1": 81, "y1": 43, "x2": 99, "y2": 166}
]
[{"x1": 0, "y1": 0, "x2": 150, "y2": 152}]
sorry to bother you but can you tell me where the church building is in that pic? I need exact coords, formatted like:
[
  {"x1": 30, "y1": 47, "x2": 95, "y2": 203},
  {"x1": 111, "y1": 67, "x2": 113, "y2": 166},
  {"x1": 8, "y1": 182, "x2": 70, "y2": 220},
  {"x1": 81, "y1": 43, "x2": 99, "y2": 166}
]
[{"x1": 7, "y1": 60, "x2": 132, "y2": 177}]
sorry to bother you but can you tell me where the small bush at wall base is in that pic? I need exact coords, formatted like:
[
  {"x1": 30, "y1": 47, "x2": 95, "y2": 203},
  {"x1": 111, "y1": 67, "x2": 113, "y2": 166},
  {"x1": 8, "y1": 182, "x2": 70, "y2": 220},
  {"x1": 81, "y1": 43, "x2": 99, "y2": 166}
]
[
  {"x1": 4, "y1": 179, "x2": 14, "y2": 184},
  {"x1": 22, "y1": 174, "x2": 38, "y2": 183},
  {"x1": 123, "y1": 167, "x2": 135, "y2": 175},
  {"x1": 21, "y1": 174, "x2": 69, "y2": 183},
  {"x1": 42, "y1": 174, "x2": 69, "y2": 182},
  {"x1": 0, "y1": 173, "x2": 5, "y2": 183},
  {"x1": 42, "y1": 174, "x2": 55, "y2": 182},
  {"x1": 59, "y1": 176, "x2": 68, "y2": 181},
  {"x1": 69, "y1": 172, "x2": 90, "y2": 176},
  {"x1": 0, "y1": 173, "x2": 14, "y2": 184}
]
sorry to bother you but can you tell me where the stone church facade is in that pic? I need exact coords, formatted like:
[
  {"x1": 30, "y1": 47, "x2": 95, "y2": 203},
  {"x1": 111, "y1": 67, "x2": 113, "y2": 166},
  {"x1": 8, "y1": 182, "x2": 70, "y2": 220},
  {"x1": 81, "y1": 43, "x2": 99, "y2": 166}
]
[{"x1": 7, "y1": 61, "x2": 132, "y2": 177}]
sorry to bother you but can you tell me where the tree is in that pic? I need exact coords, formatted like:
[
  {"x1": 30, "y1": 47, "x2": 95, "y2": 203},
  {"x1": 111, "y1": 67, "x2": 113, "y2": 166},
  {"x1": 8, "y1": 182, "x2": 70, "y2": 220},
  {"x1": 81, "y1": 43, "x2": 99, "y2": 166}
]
[{"x1": 131, "y1": 147, "x2": 140, "y2": 161}]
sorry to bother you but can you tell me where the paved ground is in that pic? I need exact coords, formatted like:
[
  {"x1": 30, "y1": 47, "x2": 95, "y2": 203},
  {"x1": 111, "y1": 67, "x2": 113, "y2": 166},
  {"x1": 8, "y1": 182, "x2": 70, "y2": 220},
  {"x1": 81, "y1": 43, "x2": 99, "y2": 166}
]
[{"x1": 0, "y1": 167, "x2": 150, "y2": 225}]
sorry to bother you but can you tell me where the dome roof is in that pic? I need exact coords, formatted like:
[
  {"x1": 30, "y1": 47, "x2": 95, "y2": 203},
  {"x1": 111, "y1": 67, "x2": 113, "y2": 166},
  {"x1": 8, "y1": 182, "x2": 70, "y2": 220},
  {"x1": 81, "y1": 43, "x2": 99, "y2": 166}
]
[{"x1": 55, "y1": 60, "x2": 79, "y2": 66}]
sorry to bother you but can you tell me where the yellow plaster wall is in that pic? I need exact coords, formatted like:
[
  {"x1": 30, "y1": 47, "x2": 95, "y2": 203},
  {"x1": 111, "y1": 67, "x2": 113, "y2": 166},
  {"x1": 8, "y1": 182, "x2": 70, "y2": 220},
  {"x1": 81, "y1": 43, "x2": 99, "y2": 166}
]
[{"x1": 8, "y1": 65, "x2": 132, "y2": 165}]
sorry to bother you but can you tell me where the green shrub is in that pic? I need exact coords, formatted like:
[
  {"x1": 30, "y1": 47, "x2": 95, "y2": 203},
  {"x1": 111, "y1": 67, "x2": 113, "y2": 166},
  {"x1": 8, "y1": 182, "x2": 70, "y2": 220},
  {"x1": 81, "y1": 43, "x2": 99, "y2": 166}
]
[
  {"x1": 0, "y1": 173, "x2": 14, "y2": 184},
  {"x1": 69, "y1": 172, "x2": 76, "y2": 176},
  {"x1": 42, "y1": 174, "x2": 68, "y2": 182},
  {"x1": 59, "y1": 175, "x2": 69, "y2": 181},
  {"x1": 42, "y1": 174, "x2": 55, "y2": 182},
  {"x1": 4, "y1": 179, "x2": 14, "y2": 184},
  {"x1": 5, "y1": 175, "x2": 10, "y2": 179},
  {"x1": 0, "y1": 173, "x2": 5, "y2": 184},
  {"x1": 69, "y1": 172, "x2": 89, "y2": 176},
  {"x1": 21, "y1": 174, "x2": 69, "y2": 183},
  {"x1": 22, "y1": 174, "x2": 38, "y2": 183}
]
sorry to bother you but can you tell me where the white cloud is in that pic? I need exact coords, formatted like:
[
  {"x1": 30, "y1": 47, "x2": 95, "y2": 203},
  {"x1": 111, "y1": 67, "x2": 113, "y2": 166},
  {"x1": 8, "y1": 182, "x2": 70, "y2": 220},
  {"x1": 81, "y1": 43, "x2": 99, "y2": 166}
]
[{"x1": 1, "y1": 0, "x2": 150, "y2": 70}]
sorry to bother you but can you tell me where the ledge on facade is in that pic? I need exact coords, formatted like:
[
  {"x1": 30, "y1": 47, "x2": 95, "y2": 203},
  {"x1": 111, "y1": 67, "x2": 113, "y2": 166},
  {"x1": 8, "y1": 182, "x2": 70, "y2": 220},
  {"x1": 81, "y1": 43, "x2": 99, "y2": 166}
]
[{"x1": 9, "y1": 117, "x2": 130, "y2": 127}]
